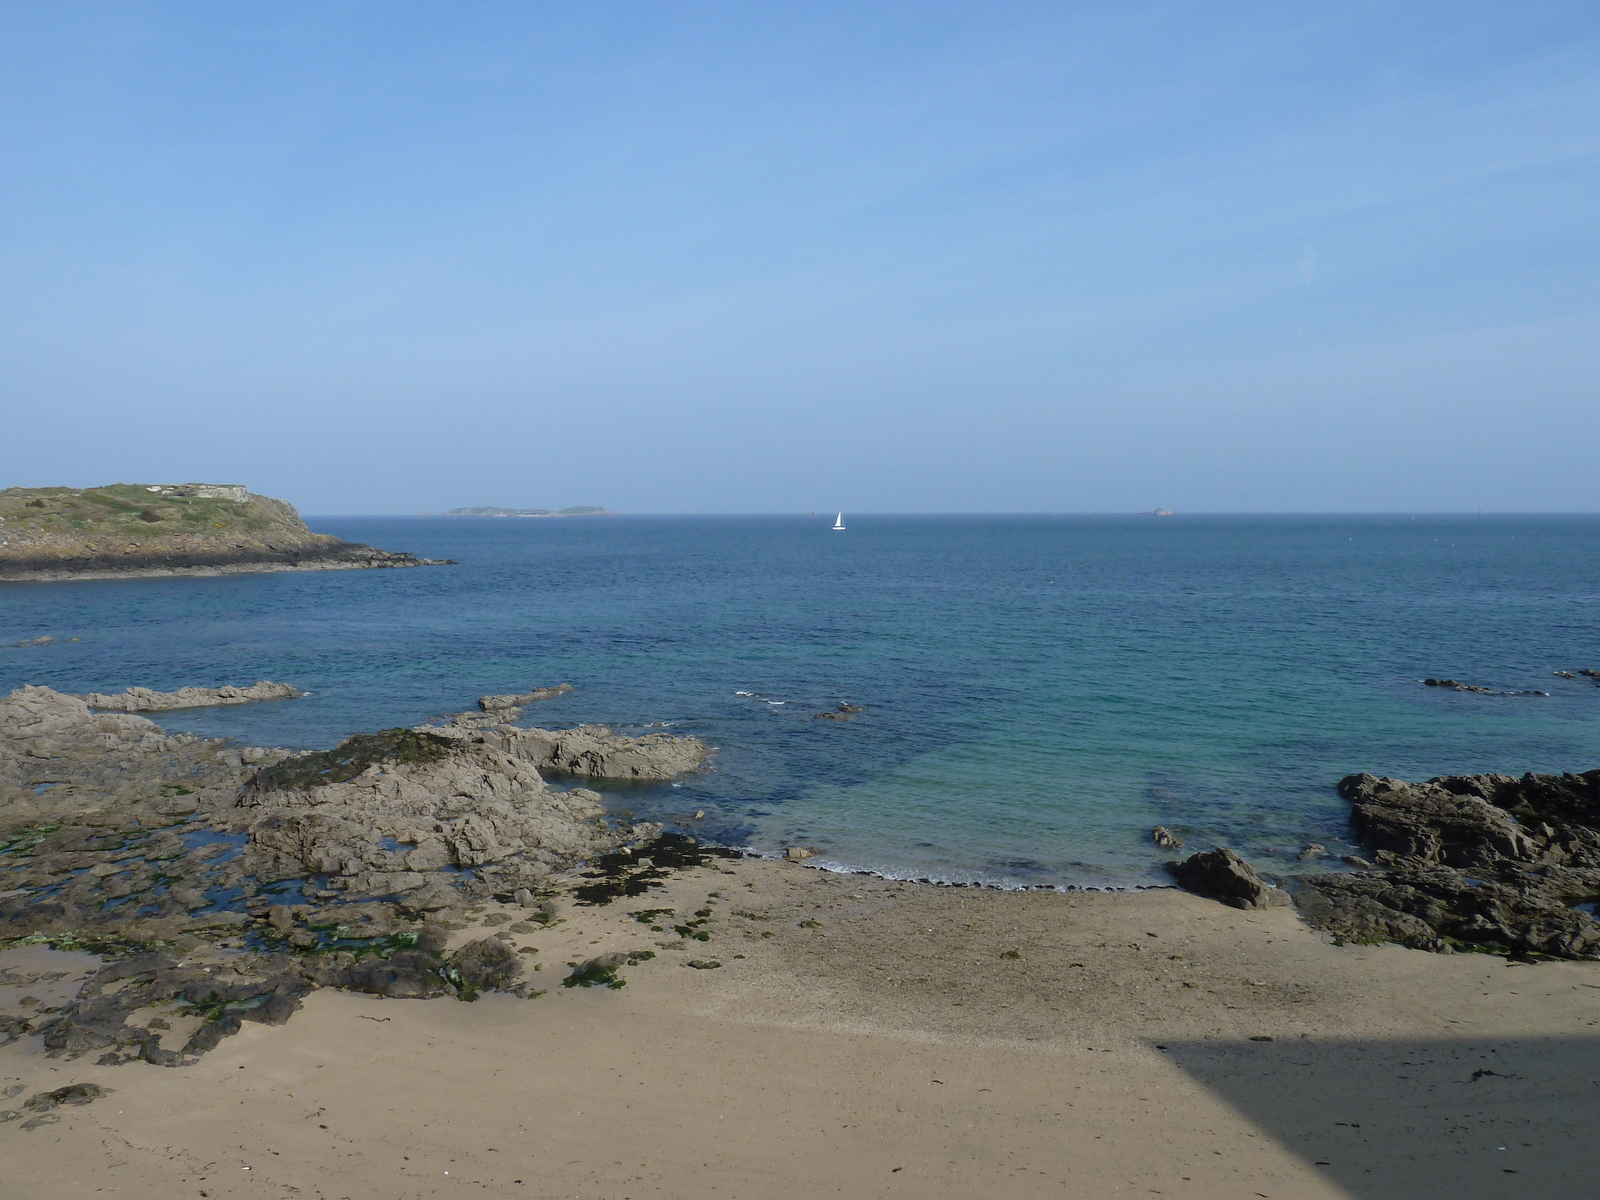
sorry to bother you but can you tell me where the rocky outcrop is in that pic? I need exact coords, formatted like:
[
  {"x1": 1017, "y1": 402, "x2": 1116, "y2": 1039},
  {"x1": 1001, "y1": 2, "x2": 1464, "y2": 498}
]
[
  {"x1": 0, "y1": 483, "x2": 450, "y2": 581},
  {"x1": 0, "y1": 683, "x2": 718, "y2": 1060},
  {"x1": 414, "y1": 715, "x2": 712, "y2": 781},
  {"x1": 504, "y1": 725, "x2": 712, "y2": 781},
  {"x1": 78, "y1": 681, "x2": 303, "y2": 712},
  {"x1": 478, "y1": 684, "x2": 572, "y2": 711},
  {"x1": 1423, "y1": 678, "x2": 1549, "y2": 697},
  {"x1": 1166, "y1": 847, "x2": 1289, "y2": 910},
  {"x1": 1291, "y1": 770, "x2": 1600, "y2": 958},
  {"x1": 236, "y1": 726, "x2": 658, "y2": 902}
]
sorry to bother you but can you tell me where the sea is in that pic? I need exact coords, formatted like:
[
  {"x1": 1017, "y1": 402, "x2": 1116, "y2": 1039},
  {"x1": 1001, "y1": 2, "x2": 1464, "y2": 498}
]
[{"x1": 4, "y1": 514, "x2": 1599, "y2": 889}]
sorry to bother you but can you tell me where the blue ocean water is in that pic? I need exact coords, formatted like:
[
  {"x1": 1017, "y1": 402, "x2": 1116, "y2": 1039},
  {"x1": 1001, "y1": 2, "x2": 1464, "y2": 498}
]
[{"x1": 4, "y1": 514, "x2": 1599, "y2": 888}]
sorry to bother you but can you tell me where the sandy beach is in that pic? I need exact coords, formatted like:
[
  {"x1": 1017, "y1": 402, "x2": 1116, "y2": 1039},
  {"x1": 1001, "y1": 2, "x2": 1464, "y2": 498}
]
[{"x1": 6, "y1": 851, "x2": 1599, "y2": 1200}]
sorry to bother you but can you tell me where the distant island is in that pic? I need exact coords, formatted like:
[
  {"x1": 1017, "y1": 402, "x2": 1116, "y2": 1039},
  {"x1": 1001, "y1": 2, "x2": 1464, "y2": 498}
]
[
  {"x1": 0, "y1": 483, "x2": 451, "y2": 582},
  {"x1": 441, "y1": 506, "x2": 616, "y2": 517}
]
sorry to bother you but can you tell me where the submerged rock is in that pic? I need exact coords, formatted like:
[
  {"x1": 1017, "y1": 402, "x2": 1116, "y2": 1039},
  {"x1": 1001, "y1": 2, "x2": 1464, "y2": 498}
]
[
  {"x1": 1151, "y1": 826, "x2": 1183, "y2": 850},
  {"x1": 1166, "y1": 848, "x2": 1289, "y2": 910}
]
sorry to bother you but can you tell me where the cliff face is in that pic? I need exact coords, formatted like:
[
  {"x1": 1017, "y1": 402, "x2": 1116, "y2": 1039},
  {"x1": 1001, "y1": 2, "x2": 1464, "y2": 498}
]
[{"x1": 0, "y1": 483, "x2": 445, "y2": 581}]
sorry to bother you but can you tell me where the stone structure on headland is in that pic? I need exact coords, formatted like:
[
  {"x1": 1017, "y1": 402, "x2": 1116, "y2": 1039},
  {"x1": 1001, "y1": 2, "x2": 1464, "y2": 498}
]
[{"x1": 0, "y1": 483, "x2": 451, "y2": 581}]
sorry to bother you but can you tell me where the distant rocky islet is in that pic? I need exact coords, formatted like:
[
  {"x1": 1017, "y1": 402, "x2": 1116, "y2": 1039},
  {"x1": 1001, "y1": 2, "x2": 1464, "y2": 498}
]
[{"x1": 439, "y1": 505, "x2": 615, "y2": 517}]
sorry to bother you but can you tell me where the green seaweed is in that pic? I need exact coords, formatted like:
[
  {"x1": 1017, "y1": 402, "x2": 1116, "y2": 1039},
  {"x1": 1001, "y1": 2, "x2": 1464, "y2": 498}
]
[
  {"x1": 563, "y1": 960, "x2": 625, "y2": 989},
  {"x1": 0, "y1": 823, "x2": 63, "y2": 856},
  {"x1": 253, "y1": 729, "x2": 455, "y2": 792},
  {"x1": 626, "y1": 908, "x2": 674, "y2": 925},
  {"x1": 4, "y1": 928, "x2": 165, "y2": 958}
]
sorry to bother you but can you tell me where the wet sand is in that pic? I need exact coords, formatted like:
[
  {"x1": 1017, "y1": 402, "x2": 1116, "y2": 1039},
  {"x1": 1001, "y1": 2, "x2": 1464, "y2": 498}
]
[{"x1": 5, "y1": 854, "x2": 1600, "y2": 1199}]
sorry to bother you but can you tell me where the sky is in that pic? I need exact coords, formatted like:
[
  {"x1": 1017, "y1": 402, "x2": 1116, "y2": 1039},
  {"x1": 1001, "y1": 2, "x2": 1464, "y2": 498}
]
[{"x1": 1, "y1": 2, "x2": 1596, "y2": 514}]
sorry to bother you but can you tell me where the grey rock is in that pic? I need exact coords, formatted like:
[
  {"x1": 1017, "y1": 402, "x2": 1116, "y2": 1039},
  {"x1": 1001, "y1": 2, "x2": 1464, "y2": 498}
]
[
  {"x1": 446, "y1": 938, "x2": 523, "y2": 995},
  {"x1": 78, "y1": 681, "x2": 302, "y2": 712},
  {"x1": 686, "y1": 959, "x2": 722, "y2": 969},
  {"x1": 1292, "y1": 769, "x2": 1600, "y2": 959},
  {"x1": 479, "y1": 684, "x2": 572, "y2": 711},
  {"x1": 1151, "y1": 826, "x2": 1183, "y2": 849},
  {"x1": 237, "y1": 727, "x2": 642, "y2": 898},
  {"x1": 1298, "y1": 843, "x2": 1327, "y2": 861},
  {"x1": 500, "y1": 725, "x2": 712, "y2": 781},
  {"x1": 1166, "y1": 848, "x2": 1289, "y2": 910}
]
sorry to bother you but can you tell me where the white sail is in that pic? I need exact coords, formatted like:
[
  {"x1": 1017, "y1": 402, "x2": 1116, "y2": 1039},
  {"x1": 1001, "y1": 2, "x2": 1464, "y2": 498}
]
[{"x1": 833, "y1": 512, "x2": 845, "y2": 530}]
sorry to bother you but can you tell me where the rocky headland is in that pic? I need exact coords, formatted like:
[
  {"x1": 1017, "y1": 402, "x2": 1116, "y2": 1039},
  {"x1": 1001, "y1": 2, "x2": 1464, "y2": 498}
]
[
  {"x1": 0, "y1": 684, "x2": 713, "y2": 1064},
  {"x1": 0, "y1": 484, "x2": 451, "y2": 581}
]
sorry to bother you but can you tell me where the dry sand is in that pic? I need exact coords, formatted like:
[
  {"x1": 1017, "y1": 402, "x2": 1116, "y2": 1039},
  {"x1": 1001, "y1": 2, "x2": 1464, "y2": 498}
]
[{"x1": 5, "y1": 854, "x2": 1599, "y2": 1199}]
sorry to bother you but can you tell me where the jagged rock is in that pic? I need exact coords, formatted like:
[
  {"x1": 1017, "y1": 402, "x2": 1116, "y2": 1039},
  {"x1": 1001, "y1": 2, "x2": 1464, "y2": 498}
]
[
  {"x1": 1293, "y1": 866, "x2": 1600, "y2": 958},
  {"x1": 479, "y1": 685, "x2": 572, "y2": 711},
  {"x1": 1151, "y1": 826, "x2": 1183, "y2": 849},
  {"x1": 1166, "y1": 848, "x2": 1289, "y2": 910},
  {"x1": 1292, "y1": 770, "x2": 1600, "y2": 959},
  {"x1": 415, "y1": 717, "x2": 710, "y2": 782},
  {"x1": 35, "y1": 954, "x2": 315, "y2": 1064},
  {"x1": 237, "y1": 727, "x2": 642, "y2": 899},
  {"x1": 321, "y1": 952, "x2": 445, "y2": 999},
  {"x1": 1339, "y1": 773, "x2": 1549, "y2": 868},
  {"x1": 1298, "y1": 843, "x2": 1327, "y2": 861},
  {"x1": 445, "y1": 939, "x2": 523, "y2": 996},
  {"x1": 77, "y1": 681, "x2": 302, "y2": 711},
  {"x1": 500, "y1": 725, "x2": 711, "y2": 781}
]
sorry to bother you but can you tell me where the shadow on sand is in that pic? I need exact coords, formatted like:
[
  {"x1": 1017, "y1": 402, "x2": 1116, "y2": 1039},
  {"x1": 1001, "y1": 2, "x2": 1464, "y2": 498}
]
[{"x1": 1159, "y1": 1034, "x2": 1600, "y2": 1198}]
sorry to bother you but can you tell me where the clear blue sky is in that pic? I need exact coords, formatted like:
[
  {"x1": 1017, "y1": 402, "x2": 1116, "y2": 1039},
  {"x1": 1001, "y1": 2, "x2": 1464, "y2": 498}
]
[{"x1": 2, "y1": 2, "x2": 1596, "y2": 513}]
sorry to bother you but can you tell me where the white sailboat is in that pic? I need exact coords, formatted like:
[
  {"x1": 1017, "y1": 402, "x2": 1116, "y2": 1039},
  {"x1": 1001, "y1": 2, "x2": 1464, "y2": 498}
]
[{"x1": 832, "y1": 512, "x2": 846, "y2": 531}]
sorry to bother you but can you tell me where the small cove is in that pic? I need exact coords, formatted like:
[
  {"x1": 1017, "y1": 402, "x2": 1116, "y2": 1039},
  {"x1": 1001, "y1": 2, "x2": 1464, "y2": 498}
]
[{"x1": 4, "y1": 513, "x2": 1599, "y2": 888}]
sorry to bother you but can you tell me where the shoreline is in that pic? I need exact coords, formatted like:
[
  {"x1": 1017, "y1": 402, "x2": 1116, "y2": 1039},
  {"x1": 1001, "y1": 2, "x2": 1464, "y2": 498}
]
[
  {"x1": 6, "y1": 851, "x2": 1599, "y2": 1198},
  {"x1": 5, "y1": 682, "x2": 1600, "y2": 1194}
]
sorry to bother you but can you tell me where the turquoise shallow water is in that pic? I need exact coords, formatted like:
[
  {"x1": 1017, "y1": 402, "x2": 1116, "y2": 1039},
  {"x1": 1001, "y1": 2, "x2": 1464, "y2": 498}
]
[{"x1": 4, "y1": 514, "x2": 1599, "y2": 887}]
